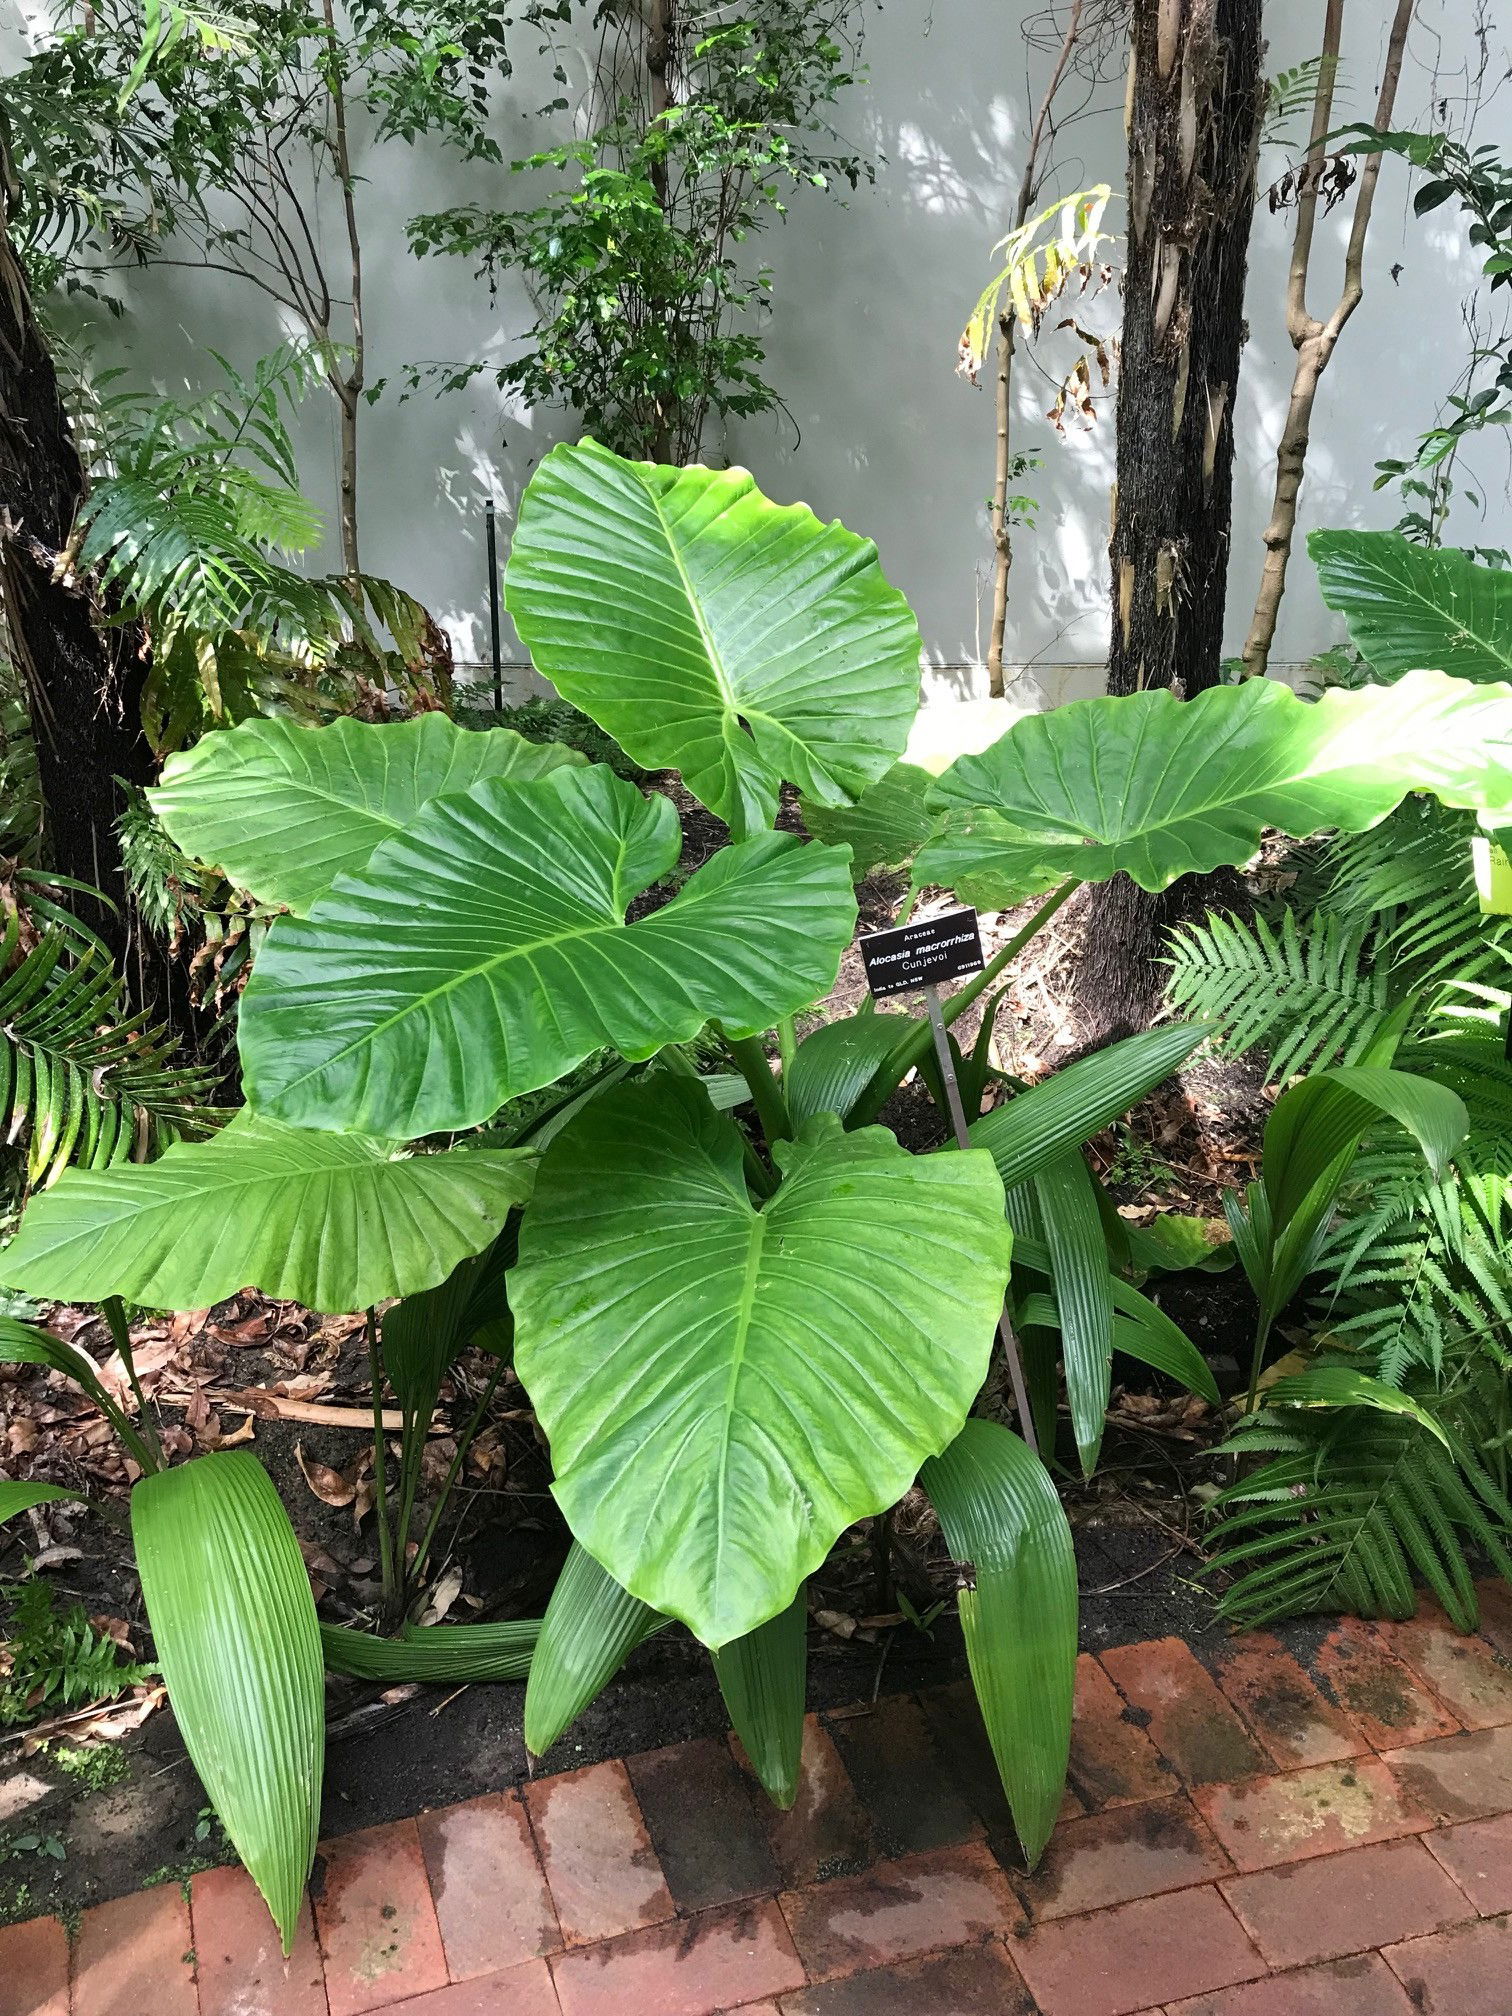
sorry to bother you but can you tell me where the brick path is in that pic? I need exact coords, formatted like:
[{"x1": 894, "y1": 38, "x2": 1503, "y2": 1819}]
[{"x1": 9, "y1": 1585, "x2": 1512, "y2": 2016}]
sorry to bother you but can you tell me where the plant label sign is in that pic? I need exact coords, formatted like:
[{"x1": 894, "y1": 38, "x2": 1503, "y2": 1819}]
[{"x1": 860, "y1": 908, "x2": 985, "y2": 998}]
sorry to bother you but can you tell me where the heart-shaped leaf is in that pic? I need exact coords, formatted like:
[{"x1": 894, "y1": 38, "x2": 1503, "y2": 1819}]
[
  {"x1": 511, "y1": 1078, "x2": 1013, "y2": 1647},
  {"x1": 919, "y1": 670, "x2": 1512, "y2": 907},
  {"x1": 801, "y1": 762, "x2": 937, "y2": 879},
  {"x1": 505, "y1": 439, "x2": 923, "y2": 834},
  {"x1": 239, "y1": 764, "x2": 857, "y2": 1139},
  {"x1": 150, "y1": 713, "x2": 583, "y2": 915},
  {"x1": 1311, "y1": 529, "x2": 1512, "y2": 684},
  {"x1": 0, "y1": 1116, "x2": 535, "y2": 1312}
]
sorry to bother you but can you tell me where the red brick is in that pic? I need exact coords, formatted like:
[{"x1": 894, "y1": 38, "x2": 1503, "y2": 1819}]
[
  {"x1": 524, "y1": 1759, "x2": 673, "y2": 1947},
  {"x1": 382, "y1": 1960, "x2": 561, "y2": 2015},
  {"x1": 1380, "y1": 1605, "x2": 1512, "y2": 1729},
  {"x1": 1309, "y1": 1618, "x2": 1459, "y2": 1749},
  {"x1": 1384, "y1": 1910, "x2": 1512, "y2": 2014},
  {"x1": 0, "y1": 1915, "x2": 67, "y2": 2016},
  {"x1": 1098, "y1": 1639, "x2": 1269, "y2": 1787},
  {"x1": 1208, "y1": 1634, "x2": 1367, "y2": 1770},
  {"x1": 315, "y1": 1819, "x2": 449, "y2": 2016},
  {"x1": 1380, "y1": 1723, "x2": 1512, "y2": 1823},
  {"x1": 774, "y1": 1942, "x2": 1036, "y2": 2013},
  {"x1": 1220, "y1": 1836, "x2": 1471, "y2": 1966},
  {"x1": 1067, "y1": 1654, "x2": 1173, "y2": 1809},
  {"x1": 919, "y1": 1680, "x2": 1081, "y2": 1851},
  {"x1": 1423, "y1": 1810, "x2": 1512, "y2": 1913},
  {"x1": 1164, "y1": 1952, "x2": 1417, "y2": 2015},
  {"x1": 192, "y1": 1863, "x2": 326, "y2": 2016},
  {"x1": 549, "y1": 1899, "x2": 804, "y2": 2016},
  {"x1": 777, "y1": 1842, "x2": 1014, "y2": 1982},
  {"x1": 73, "y1": 1885, "x2": 198, "y2": 2016},
  {"x1": 1006, "y1": 1884, "x2": 1265, "y2": 2016},
  {"x1": 1012, "y1": 1794, "x2": 1230, "y2": 1921},
  {"x1": 626, "y1": 1736, "x2": 778, "y2": 1913},
  {"x1": 1194, "y1": 1757, "x2": 1432, "y2": 1872},
  {"x1": 416, "y1": 1792, "x2": 559, "y2": 1977},
  {"x1": 826, "y1": 1696, "x2": 984, "y2": 1857},
  {"x1": 731, "y1": 1716, "x2": 872, "y2": 1886}
]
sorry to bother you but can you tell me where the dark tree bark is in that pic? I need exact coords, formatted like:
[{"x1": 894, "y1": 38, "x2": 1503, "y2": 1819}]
[
  {"x1": 1078, "y1": 0, "x2": 1264, "y2": 1042},
  {"x1": 0, "y1": 147, "x2": 172, "y2": 1015}
]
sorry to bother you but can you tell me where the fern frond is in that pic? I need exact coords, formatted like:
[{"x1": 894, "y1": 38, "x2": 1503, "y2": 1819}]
[
  {"x1": 0, "y1": 894, "x2": 218, "y2": 1192},
  {"x1": 1323, "y1": 799, "x2": 1512, "y2": 990},
  {"x1": 1164, "y1": 907, "x2": 1389, "y2": 1079},
  {"x1": 1209, "y1": 1400, "x2": 1512, "y2": 1631}
]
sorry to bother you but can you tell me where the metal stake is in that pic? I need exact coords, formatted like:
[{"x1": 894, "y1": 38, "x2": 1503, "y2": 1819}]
[
  {"x1": 923, "y1": 983, "x2": 1041, "y2": 1457},
  {"x1": 486, "y1": 499, "x2": 503, "y2": 714}
]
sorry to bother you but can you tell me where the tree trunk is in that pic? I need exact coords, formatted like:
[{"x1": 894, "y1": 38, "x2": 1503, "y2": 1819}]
[
  {"x1": 323, "y1": 0, "x2": 365, "y2": 590},
  {"x1": 1240, "y1": 0, "x2": 1414, "y2": 676},
  {"x1": 1078, "y1": 0, "x2": 1264, "y2": 1043},
  {"x1": 0, "y1": 152, "x2": 160, "y2": 998}
]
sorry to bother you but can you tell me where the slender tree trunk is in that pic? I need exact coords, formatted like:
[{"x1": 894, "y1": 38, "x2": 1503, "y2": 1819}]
[
  {"x1": 322, "y1": 0, "x2": 364, "y2": 589},
  {"x1": 646, "y1": 0, "x2": 677, "y2": 463},
  {"x1": 1078, "y1": 0, "x2": 1264, "y2": 1042},
  {"x1": 988, "y1": 1, "x2": 1086, "y2": 697},
  {"x1": 0, "y1": 148, "x2": 159, "y2": 992},
  {"x1": 1240, "y1": 0, "x2": 1414, "y2": 675}
]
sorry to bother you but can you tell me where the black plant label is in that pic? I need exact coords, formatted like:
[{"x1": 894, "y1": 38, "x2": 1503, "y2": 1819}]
[{"x1": 860, "y1": 908, "x2": 985, "y2": 998}]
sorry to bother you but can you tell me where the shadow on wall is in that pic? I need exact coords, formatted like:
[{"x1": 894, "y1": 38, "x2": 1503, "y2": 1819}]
[{"x1": 56, "y1": 0, "x2": 1512, "y2": 702}]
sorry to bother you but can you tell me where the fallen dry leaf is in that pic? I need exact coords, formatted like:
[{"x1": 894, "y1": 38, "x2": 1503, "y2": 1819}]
[{"x1": 296, "y1": 1441, "x2": 356, "y2": 1507}]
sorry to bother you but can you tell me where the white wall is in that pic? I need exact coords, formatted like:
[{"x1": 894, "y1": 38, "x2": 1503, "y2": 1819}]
[{"x1": 26, "y1": 0, "x2": 1512, "y2": 705}]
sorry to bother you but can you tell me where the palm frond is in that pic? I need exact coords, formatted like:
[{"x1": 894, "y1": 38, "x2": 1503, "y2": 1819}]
[
  {"x1": 1, "y1": 890, "x2": 219, "y2": 1192},
  {"x1": 1164, "y1": 907, "x2": 1390, "y2": 1080},
  {"x1": 1209, "y1": 1398, "x2": 1512, "y2": 1632}
]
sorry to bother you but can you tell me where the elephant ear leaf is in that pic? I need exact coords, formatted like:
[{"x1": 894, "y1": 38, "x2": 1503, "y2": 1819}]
[
  {"x1": 239, "y1": 763, "x2": 857, "y2": 1139},
  {"x1": 132, "y1": 1452, "x2": 323, "y2": 1954},
  {"x1": 504, "y1": 438, "x2": 923, "y2": 835},
  {"x1": 511, "y1": 1078, "x2": 1014, "y2": 1648},
  {"x1": 150, "y1": 712, "x2": 584, "y2": 915},
  {"x1": 0, "y1": 1116, "x2": 536, "y2": 1312},
  {"x1": 801, "y1": 762, "x2": 937, "y2": 879},
  {"x1": 919, "y1": 670, "x2": 1512, "y2": 907},
  {"x1": 1310, "y1": 529, "x2": 1512, "y2": 684}
]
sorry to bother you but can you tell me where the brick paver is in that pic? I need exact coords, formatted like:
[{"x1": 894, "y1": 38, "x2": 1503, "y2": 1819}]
[
  {"x1": 191, "y1": 1865, "x2": 326, "y2": 2016},
  {"x1": 73, "y1": 1885, "x2": 199, "y2": 2016},
  {"x1": 523, "y1": 1759, "x2": 674, "y2": 1947},
  {"x1": 1219, "y1": 1836, "x2": 1472, "y2": 1967},
  {"x1": 1098, "y1": 1639, "x2": 1270, "y2": 1787},
  {"x1": 17, "y1": 1602, "x2": 1512, "y2": 2016}
]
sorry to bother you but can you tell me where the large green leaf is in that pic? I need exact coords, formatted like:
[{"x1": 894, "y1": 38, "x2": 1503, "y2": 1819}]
[
  {"x1": 919, "y1": 671, "x2": 1512, "y2": 907},
  {"x1": 968, "y1": 1025, "x2": 1208, "y2": 1189},
  {"x1": 1028, "y1": 1153, "x2": 1114, "y2": 1477},
  {"x1": 0, "y1": 1117, "x2": 536, "y2": 1313},
  {"x1": 919, "y1": 1422, "x2": 1077, "y2": 1866},
  {"x1": 0, "y1": 1481, "x2": 88, "y2": 1522},
  {"x1": 523, "y1": 1542, "x2": 666, "y2": 1757},
  {"x1": 710, "y1": 1586, "x2": 808, "y2": 1809},
  {"x1": 321, "y1": 1618, "x2": 540, "y2": 1682},
  {"x1": 151, "y1": 713, "x2": 584, "y2": 915},
  {"x1": 504, "y1": 439, "x2": 923, "y2": 834},
  {"x1": 784, "y1": 1010, "x2": 914, "y2": 1127},
  {"x1": 240, "y1": 763, "x2": 857, "y2": 1139},
  {"x1": 512, "y1": 1078, "x2": 1013, "y2": 1647},
  {"x1": 1310, "y1": 529, "x2": 1512, "y2": 684},
  {"x1": 132, "y1": 1452, "x2": 322, "y2": 1953},
  {"x1": 801, "y1": 763, "x2": 937, "y2": 879}
]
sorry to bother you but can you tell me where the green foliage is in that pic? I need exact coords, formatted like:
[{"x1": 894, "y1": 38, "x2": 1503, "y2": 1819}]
[
  {"x1": 485, "y1": 697, "x2": 642, "y2": 781},
  {"x1": 46, "y1": 1741, "x2": 131, "y2": 1792},
  {"x1": 0, "y1": 1582, "x2": 156, "y2": 1728},
  {"x1": 0, "y1": 883, "x2": 218, "y2": 1198},
  {"x1": 407, "y1": 2, "x2": 871, "y2": 459}
]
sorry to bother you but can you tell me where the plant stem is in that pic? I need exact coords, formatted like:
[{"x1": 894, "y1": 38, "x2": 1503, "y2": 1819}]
[
  {"x1": 101, "y1": 1296, "x2": 162, "y2": 1471},
  {"x1": 1244, "y1": 1312, "x2": 1274, "y2": 1421},
  {"x1": 777, "y1": 1014, "x2": 797, "y2": 1075},
  {"x1": 366, "y1": 1309, "x2": 399, "y2": 1623},
  {"x1": 724, "y1": 1029, "x2": 792, "y2": 1149},
  {"x1": 849, "y1": 880, "x2": 1079, "y2": 1126},
  {"x1": 407, "y1": 1357, "x2": 506, "y2": 1602}
]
